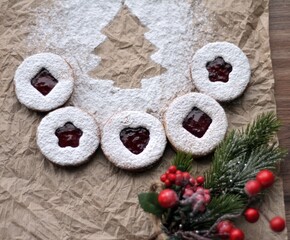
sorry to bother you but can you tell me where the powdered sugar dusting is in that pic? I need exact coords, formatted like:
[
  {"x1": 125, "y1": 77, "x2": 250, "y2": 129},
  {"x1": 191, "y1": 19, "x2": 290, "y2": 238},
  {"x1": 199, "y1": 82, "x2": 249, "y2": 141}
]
[
  {"x1": 14, "y1": 53, "x2": 74, "y2": 111},
  {"x1": 27, "y1": 0, "x2": 213, "y2": 125},
  {"x1": 101, "y1": 111, "x2": 167, "y2": 170},
  {"x1": 164, "y1": 92, "x2": 228, "y2": 156},
  {"x1": 191, "y1": 42, "x2": 251, "y2": 102}
]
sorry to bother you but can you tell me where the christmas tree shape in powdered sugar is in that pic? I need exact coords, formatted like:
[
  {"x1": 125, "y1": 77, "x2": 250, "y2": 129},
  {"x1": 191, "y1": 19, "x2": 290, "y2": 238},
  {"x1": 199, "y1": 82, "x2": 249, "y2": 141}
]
[{"x1": 89, "y1": 4, "x2": 166, "y2": 89}]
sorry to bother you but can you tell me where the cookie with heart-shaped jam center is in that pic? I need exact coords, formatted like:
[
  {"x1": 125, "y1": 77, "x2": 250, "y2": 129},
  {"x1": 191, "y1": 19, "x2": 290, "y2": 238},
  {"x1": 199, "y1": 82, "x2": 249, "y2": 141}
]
[
  {"x1": 120, "y1": 127, "x2": 150, "y2": 154},
  {"x1": 101, "y1": 111, "x2": 166, "y2": 171}
]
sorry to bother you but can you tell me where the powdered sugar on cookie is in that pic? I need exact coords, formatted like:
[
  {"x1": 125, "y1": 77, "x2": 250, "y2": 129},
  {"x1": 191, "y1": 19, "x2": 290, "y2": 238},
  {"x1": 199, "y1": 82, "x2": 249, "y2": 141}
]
[
  {"x1": 164, "y1": 93, "x2": 228, "y2": 156},
  {"x1": 191, "y1": 42, "x2": 251, "y2": 102},
  {"x1": 101, "y1": 111, "x2": 167, "y2": 170},
  {"x1": 14, "y1": 53, "x2": 74, "y2": 111},
  {"x1": 26, "y1": 0, "x2": 213, "y2": 125},
  {"x1": 37, "y1": 107, "x2": 100, "y2": 166}
]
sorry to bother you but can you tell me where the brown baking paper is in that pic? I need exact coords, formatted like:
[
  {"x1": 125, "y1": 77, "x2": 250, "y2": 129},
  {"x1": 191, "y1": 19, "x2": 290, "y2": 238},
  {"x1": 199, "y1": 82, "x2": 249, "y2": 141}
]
[{"x1": 0, "y1": 0, "x2": 287, "y2": 240}]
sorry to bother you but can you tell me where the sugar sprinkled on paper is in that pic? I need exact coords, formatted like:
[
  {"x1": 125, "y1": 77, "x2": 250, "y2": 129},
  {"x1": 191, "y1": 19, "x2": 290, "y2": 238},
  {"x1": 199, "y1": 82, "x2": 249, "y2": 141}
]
[{"x1": 27, "y1": 0, "x2": 213, "y2": 126}]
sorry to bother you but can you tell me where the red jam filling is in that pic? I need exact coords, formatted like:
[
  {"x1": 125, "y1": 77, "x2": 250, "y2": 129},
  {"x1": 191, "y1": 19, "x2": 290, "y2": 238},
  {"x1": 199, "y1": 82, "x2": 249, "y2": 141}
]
[
  {"x1": 206, "y1": 57, "x2": 232, "y2": 83},
  {"x1": 120, "y1": 127, "x2": 150, "y2": 155},
  {"x1": 31, "y1": 68, "x2": 58, "y2": 96},
  {"x1": 182, "y1": 107, "x2": 212, "y2": 138},
  {"x1": 55, "y1": 122, "x2": 83, "y2": 148}
]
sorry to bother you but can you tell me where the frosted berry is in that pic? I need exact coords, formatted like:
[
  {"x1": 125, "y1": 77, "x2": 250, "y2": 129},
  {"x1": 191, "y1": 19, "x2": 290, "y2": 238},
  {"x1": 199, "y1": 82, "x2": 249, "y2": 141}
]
[
  {"x1": 217, "y1": 220, "x2": 234, "y2": 239},
  {"x1": 256, "y1": 169, "x2": 275, "y2": 188},
  {"x1": 158, "y1": 189, "x2": 178, "y2": 208},
  {"x1": 204, "y1": 193, "x2": 211, "y2": 204},
  {"x1": 168, "y1": 165, "x2": 177, "y2": 173},
  {"x1": 196, "y1": 176, "x2": 205, "y2": 185},
  {"x1": 229, "y1": 228, "x2": 245, "y2": 240},
  {"x1": 183, "y1": 188, "x2": 194, "y2": 198},
  {"x1": 182, "y1": 172, "x2": 191, "y2": 181},
  {"x1": 244, "y1": 208, "x2": 259, "y2": 223},
  {"x1": 244, "y1": 180, "x2": 261, "y2": 196},
  {"x1": 270, "y1": 216, "x2": 286, "y2": 232}
]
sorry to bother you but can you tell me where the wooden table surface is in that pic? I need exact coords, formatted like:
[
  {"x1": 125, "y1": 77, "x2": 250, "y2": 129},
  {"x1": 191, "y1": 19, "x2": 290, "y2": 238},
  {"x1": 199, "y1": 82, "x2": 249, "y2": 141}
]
[{"x1": 269, "y1": 0, "x2": 290, "y2": 237}]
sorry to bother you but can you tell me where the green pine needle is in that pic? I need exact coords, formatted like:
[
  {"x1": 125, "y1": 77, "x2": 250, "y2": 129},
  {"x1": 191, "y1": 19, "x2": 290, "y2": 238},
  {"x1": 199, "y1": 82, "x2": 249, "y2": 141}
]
[
  {"x1": 172, "y1": 151, "x2": 193, "y2": 172},
  {"x1": 204, "y1": 112, "x2": 286, "y2": 196},
  {"x1": 190, "y1": 194, "x2": 244, "y2": 230}
]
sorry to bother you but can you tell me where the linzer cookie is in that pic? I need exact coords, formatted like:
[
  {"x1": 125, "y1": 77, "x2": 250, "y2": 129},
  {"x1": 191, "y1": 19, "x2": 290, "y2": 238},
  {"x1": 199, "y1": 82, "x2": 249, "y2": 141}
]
[
  {"x1": 101, "y1": 111, "x2": 167, "y2": 171},
  {"x1": 37, "y1": 106, "x2": 99, "y2": 166},
  {"x1": 191, "y1": 42, "x2": 251, "y2": 102},
  {"x1": 14, "y1": 53, "x2": 74, "y2": 111},
  {"x1": 164, "y1": 92, "x2": 228, "y2": 156}
]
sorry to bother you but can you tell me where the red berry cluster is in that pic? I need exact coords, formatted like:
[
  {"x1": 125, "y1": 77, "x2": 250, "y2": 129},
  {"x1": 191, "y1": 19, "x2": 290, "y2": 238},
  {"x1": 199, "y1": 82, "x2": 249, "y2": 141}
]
[
  {"x1": 244, "y1": 169, "x2": 275, "y2": 196},
  {"x1": 243, "y1": 169, "x2": 286, "y2": 233},
  {"x1": 216, "y1": 220, "x2": 244, "y2": 240},
  {"x1": 159, "y1": 165, "x2": 211, "y2": 212},
  {"x1": 160, "y1": 165, "x2": 204, "y2": 187}
]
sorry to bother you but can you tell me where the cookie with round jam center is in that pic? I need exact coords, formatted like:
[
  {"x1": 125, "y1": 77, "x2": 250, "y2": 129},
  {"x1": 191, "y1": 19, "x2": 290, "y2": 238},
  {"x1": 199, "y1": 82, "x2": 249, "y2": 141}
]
[{"x1": 120, "y1": 127, "x2": 150, "y2": 154}]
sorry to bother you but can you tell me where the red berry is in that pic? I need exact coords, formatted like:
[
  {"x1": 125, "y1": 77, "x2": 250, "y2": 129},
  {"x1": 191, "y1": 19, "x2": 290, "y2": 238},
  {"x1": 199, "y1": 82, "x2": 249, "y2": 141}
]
[
  {"x1": 217, "y1": 220, "x2": 234, "y2": 239},
  {"x1": 168, "y1": 165, "x2": 177, "y2": 173},
  {"x1": 204, "y1": 193, "x2": 211, "y2": 204},
  {"x1": 176, "y1": 170, "x2": 182, "y2": 174},
  {"x1": 158, "y1": 189, "x2": 178, "y2": 208},
  {"x1": 244, "y1": 180, "x2": 261, "y2": 196},
  {"x1": 183, "y1": 188, "x2": 194, "y2": 198},
  {"x1": 189, "y1": 177, "x2": 195, "y2": 185},
  {"x1": 270, "y1": 216, "x2": 286, "y2": 232},
  {"x1": 175, "y1": 173, "x2": 183, "y2": 186},
  {"x1": 229, "y1": 228, "x2": 245, "y2": 240},
  {"x1": 256, "y1": 169, "x2": 275, "y2": 188},
  {"x1": 196, "y1": 186, "x2": 204, "y2": 192},
  {"x1": 160, "y1": 174, "x2": 167, "y2": 182},
  {"x1": 183, "y1": 172, "x2": 191, "y2": 181},
  {"x1": 185, "y1": 184, "x2": 192, "y2": 189},
  {"x1": 244, "y1": 208, "x2": 259, "y2": 223},
  {"x1": 196, "y1": 176, "x2": 205, "y2": 185},
  {"x1": 168, "y1": 173, "x2": 176, "y2": 182},
  {"x1": 164, "y1": 179, "x2": 172, "y2": 187},
  {"x1": 204, "y1": 189, "x2": 210, "y2": 194}
]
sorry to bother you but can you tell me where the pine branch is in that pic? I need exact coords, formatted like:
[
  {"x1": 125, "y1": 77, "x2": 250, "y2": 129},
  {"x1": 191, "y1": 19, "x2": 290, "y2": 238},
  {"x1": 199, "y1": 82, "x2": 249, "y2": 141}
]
[
  {"x1": 244, "y1": 112, "x2": 280, "y2": 147},
  {"x1": 172, "y1": 151, "x2": 193, "y2": 172},
  {"x1": 190, "y1": 194, "x2": 244, "y2": 230},
  {"x1": 204, "y1": 112, "x2": 286, "y2": 195}
]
